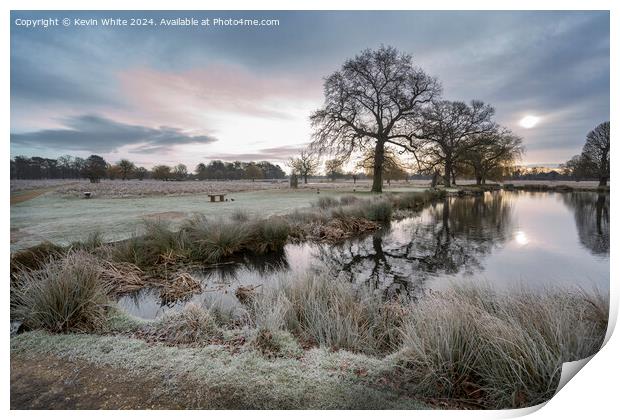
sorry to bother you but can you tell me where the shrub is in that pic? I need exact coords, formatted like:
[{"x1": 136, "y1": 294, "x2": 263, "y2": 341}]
[{"x1": 11, "y1": 251, "x2": 111, "y2": 333}]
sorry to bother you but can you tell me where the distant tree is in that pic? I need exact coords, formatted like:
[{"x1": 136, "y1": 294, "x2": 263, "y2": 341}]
[
  {"x1": 415, "y1": 100, "x2": 497, "y2": 187},
  {"x1": 325, "y1": 159, "x2": 344, "y2": 181},
  {"x1": 463, "y1": 128, "x2": 524, "y2": 185},
  {"x1": 173, "y1": 164, "x2": 188, "y2": 181},
  {"x1": 581, "y1": 121, "x2": 610, "y2": 186},
  {"x1": 195, "y1": 163, "x2": 208, "y2": 180},
  {"x1": 289, "y1": 150, "x2": 319, "y2": 184},
  {"x1": 82, "y1": 155, "x2": 107, "y2": 183},
  {"x1": 135, "y1": 167, "x2": 148, "y2": 180},
  {"x1": 310, "y1": 46, "x2": 440, "y2": 193},
  {"x1": 117, "y1": 159, "x2": 136, "y2": 180},
  {"x1": 107, "y1": 164, "x2": 122, "y2": 180},
  {"x1": 256, "y1": 161, "x2": 286, "y2": 179},
  {"x1": 244, "y1": 163, "x2": 263, "y2": 182},
  {"x1": 152, "y1": 165, "x2": 172, "y2": 181}
]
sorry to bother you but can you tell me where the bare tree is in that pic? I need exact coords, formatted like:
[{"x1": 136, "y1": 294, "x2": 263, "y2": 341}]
[
  {"x1": 310, "y1": 46, "x2": 440, "y2": 192},
  {"x1": 289, "y1": 150, "x2": 319, "y2": 184},
  {"x1": 414, "y1": 100, "x2": 497, "y2": 187},
  {"x1": 463, "y1": 128, "x2": 524, "y2": 185},
  {"x1": 581, "y1": 121, "x2": 610, "y2": 186}
]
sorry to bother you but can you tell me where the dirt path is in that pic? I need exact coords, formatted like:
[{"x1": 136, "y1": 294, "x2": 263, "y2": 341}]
[{"x1": 11, "y1": 354, "x2": 188, "y2": 409}]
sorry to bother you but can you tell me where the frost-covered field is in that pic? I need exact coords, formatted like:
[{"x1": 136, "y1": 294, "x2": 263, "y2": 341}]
[
  {"x1": 10, "y1": 178, "x2": 430, "y2": 198},
  {"x1": 10, "y1": 179, "x2": 84, "y2": 192}
]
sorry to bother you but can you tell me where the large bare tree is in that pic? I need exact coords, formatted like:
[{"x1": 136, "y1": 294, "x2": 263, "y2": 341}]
[
  {"x1": 581, "y1": 121, "x2": 610, "y2": 186},
  {"x1": 310, "y1": 46, "x2": 440, "y2": 192},
  {"x1": 414, "y1": 100, "x2": 497, "y2": 187}
]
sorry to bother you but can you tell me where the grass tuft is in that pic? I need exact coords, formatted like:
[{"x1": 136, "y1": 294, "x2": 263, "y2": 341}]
[{"x1": 11, "y1": 251, "x2": 111, "y2": 333}]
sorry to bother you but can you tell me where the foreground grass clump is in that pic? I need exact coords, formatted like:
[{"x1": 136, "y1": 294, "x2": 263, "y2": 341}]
[
  {"x1": 112, "y1": 219, "x2": 188, "y2": 268},
  {"x1": 10, "y1": 241, "x2": 65, "y2": 272},
  {"x1": 251, "y1": 273, "x2": 409, "y2": 355},
  {"x1": 393, "y1": 286, "x2": 608, "y2": 408},
  {"x1": 389, "y1": 190, "x2": 446, "y2": 210},
  {"x1": 11, "y1": 251, "x2": 111, "y2": 333},
  {"x1": 137, "y1": 303, "x2": 222, "y2": 345}
]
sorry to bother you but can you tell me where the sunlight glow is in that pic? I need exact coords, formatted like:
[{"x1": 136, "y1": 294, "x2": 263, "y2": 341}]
[
  {"x1": 519, "y1": 115, "x2": 540, "y2": 129},
  {"x1": 515, "y1": 231, "x2": 529, "y2": 246}
]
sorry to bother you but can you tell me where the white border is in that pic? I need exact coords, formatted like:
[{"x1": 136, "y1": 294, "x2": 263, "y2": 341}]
[{"x1": 3, "y1": 1, "x2": 617, "y2": 420}]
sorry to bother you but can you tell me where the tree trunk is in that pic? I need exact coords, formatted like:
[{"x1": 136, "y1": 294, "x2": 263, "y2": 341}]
[
  {"x1": 599, "y1": 176, "x2": 608, "y2": 187},
  {"x1": 303, "y1": 174, "x2": 308, "y2": 184},
  {"x1": 443, "y1": 160, "x2": 452, "y2": 187},
  {"x1": 371, "y1": 141, "x2": 385, "y2": 193},
  {"x1": 475, "y1": 176, "x2": 482, "y2": 185}
]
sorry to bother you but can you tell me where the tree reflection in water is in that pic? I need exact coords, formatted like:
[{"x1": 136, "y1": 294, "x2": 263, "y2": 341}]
[
  {"x1": 561, "y1": 192, "x2": 609, "y2": 256},
  {"x1": 315, "y1": 192, "x2": 514, "y2": 298}
]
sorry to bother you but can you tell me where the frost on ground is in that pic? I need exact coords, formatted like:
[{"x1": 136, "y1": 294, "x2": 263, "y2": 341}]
[{"x1": 10, "y1": 331, "x2": 426, "y2": 409}]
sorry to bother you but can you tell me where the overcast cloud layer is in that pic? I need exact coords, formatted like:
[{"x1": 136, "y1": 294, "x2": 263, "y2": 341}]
[{"x1": 10, "y1": 10, "x2": 609, "y2": 168}]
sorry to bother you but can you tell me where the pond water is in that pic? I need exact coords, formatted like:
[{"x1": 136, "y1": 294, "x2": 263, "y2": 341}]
[{"x1": 118, "y1": 191, "x2": 610, "y2": 319}]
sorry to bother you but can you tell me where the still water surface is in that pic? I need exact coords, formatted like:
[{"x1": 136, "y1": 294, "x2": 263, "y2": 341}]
[{"x1": 119, "y1": 191, "x2": 610, "y2": 319}]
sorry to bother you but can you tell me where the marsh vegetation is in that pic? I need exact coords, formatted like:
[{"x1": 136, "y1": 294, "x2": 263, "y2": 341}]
[{"x1": 10, "y1": 189, "x2": 609, "y2": 409}]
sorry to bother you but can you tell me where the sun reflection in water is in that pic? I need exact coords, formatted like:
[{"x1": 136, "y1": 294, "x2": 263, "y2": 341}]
[{"x1": 515, "y1": 230, "x2": 529, "y2": 246}]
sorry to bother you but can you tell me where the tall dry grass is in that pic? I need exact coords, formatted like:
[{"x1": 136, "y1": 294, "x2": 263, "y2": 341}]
[
  {"x1": 394, "y1": 285, "x2": 608, "y2": 408},
  {"x1": 11, "y1": 251, "x2": 111, "y2": 333}
]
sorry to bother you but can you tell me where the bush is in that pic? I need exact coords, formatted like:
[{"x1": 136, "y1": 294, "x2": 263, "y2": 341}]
[{"x1": 11, "y1": 251, "x2": 111, "y2": 333}]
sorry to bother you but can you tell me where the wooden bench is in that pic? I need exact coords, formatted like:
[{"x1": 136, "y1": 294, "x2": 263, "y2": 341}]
[{"x1": 208, "y1": 193, "x2": 226, "y2": 202}]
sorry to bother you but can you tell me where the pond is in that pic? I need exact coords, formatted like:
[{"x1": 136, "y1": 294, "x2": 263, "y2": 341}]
[{"x1": 118, "y1": 191, "x2": 610, "y2": 319}]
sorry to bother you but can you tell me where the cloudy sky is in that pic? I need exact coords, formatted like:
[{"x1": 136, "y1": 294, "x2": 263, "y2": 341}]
[{"x1": 11, "y1": 10, "x2": 609, "y2": 169}]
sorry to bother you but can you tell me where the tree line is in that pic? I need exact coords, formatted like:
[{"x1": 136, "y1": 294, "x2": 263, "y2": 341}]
[{"x1": 10, "y1": 155, "x2": 287, "y2": 183}]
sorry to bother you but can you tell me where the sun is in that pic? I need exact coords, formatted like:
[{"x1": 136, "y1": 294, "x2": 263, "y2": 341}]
[{"x1": 519, "y1": 115, "x2": 540, "y2": 129}]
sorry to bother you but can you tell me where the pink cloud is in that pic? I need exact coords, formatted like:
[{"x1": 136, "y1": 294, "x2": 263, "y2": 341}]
[{"x1": 116, "y1": 64, "x2": 323, "y2": 128}]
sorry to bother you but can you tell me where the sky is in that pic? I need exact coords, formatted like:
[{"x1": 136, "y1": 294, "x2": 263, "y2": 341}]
[{"x1": 10, "y1": 10, "x2": 609, "y2": 170}]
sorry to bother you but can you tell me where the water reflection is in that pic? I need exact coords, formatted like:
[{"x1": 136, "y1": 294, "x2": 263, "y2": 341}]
[
  {"x1": 317, "y1": 193, "x2": 514, "y2": 297},
  {"x1": 118, "y1": 191, "x2": 610, "y2": 319},
  {"x1": 561, "y1": 193, "x2": 609, "y2": 255}
]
